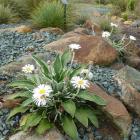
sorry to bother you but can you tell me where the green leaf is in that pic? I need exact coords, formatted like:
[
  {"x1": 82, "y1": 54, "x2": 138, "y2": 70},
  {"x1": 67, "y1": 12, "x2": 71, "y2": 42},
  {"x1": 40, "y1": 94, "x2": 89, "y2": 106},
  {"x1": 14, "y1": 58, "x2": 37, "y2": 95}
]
[
  {"x1": 75, "y1": 108, "x2": 88, "y2": 127},
  {"x1": 21, "y1": 98, "x2": 33, "y2": 107},
  {"x1": 69, "y1": 65, "x2": 86, "y2": 78},
  {"x1": 20, "y1": 114, "x2": 30, "y2": 127},
  {"x1": 86, "y1": 108, "x2": 99, "y2": 128},
  {"x1": 53, "y1": 54, "x2": 62, "y2": 74},
  {"x1": 61, "y1": 50, "x2": 72, "y2": 66},
  {"x1": 9, "y1": 80, "x2": 35, "y2": 89},
  {"x1": 36, "y1": 118, "x2": 52, "y2": 135},
  {"x1": 62, "y1": 100, "x2": 76, "y2": 117},
  {"x1": 24, "y1": 113, "x2": 42, "y2": 130},
  {"x1": 62, "y1": 116, "x2": 78, "y2": 140},
  {"x1": 32, "y1": 55, "x2": 49, "y2": 76},
  {"x1": 77, "y1": 91, "x2": 106, "y2": 106},
  {"x1": 7, "y1": 92, "x2": 31, "y2": 100},
  {"x1": 8, "y1": 106, "x2": 28, "y2": 120}
]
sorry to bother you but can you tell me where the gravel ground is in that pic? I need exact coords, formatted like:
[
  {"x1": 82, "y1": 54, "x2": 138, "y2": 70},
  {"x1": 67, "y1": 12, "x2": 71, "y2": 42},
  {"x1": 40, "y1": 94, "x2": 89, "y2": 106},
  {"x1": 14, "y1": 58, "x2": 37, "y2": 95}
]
[
  {"x1": 0, "y1": 109, "x2": 19, "y2": 140},
  {"x1": 0, "y1": 30, "x2": 60, "y2": 67}
]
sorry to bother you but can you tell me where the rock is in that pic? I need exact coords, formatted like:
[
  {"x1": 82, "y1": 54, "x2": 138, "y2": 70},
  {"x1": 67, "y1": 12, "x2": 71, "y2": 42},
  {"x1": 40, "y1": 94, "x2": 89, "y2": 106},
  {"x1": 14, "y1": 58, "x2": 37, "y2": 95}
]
[
  {"x1": 40, "y1": 27, "x2": 64, "y2": 35},
  {"x1": 125, "y1": 56, "x2": 140, "y2": 70},
  {"x1": 44, "y1": 35, "x2": 118, "y2": 65},
  {"x1": 88, "y1": 84, "x2": 132, "y2": 138},
  {"x1": 15, "y1": 25, "x2": 32, "y2": 33},
  {"x1": 9, "y1": 129, "x2": 65, "y2": 140},
  {"x1": 124, "y1": 20, "x2": 133, "y2": 25},
  {"x1": 114, "y1": 66, "x2": 140, "y2": 116},
  {"x1": 132, "y1": 20, "x2": 140, "y2": 27},
  {"x1": 62, "y1": 28, "x2": 89, "y2": 38},
  {"x1": 84, "y1": 20, "x2": 102, "y2": 35}
]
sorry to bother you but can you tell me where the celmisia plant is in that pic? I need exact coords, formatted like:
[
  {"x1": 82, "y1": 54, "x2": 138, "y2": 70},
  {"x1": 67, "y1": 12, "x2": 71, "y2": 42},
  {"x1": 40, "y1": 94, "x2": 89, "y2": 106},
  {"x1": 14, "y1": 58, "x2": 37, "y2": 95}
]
[
  {"x1": 102, "y1": 23, "x2": 136, "y2": 54},
  {"x1": 8, "y1": 44, "x2": 106, "y2": 140}
]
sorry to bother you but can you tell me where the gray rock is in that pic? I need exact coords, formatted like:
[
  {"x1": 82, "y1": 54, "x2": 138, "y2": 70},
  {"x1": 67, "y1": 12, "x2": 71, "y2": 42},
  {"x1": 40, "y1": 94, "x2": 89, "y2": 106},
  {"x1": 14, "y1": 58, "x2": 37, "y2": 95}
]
[{"x1": 9, "y1": 129, "x2": 65, "y2": 140}]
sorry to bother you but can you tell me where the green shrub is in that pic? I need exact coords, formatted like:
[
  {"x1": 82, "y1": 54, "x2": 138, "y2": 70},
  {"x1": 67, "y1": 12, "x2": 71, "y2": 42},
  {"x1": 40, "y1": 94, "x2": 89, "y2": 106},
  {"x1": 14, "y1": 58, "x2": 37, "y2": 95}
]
[
  {"x1": 0, "y1": 4, "x2": 16, "y2": 23},
  {"x1": 31, "y1": 1, "x2": 69, "y2": 29},
  {"x1": 134, "y1": 0, "x2": 140, "y2": 17},
  {"x1": 127, "y1": 0, "x2": 136, "y2": 11},
  {"x1": 8, "y1": 49, "x2": 106, "y2": 139},
  {"x1": 97, "y1": 17, "x2": 111, "y2": 32},
  {"x1": 0, "y1": 0, "x2": 10, "y2": 6},
  {"x1": 96, "y1": 0, "x2": 110, "y2": 5},
  {"x1": 110, "y1": 0, "x2": 127, "y2": 12},
  {"x1": 75, "y1": 15, "x2": 89, "y2": 25}
]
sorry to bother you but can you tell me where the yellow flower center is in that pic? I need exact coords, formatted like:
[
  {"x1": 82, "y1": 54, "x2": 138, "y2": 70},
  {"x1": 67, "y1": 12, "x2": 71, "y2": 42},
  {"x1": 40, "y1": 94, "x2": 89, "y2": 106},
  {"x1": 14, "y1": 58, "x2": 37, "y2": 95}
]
[
  {"x1": 26, "y1": 67, "x2": 32, "y2": 72},
  {"x1": 39, "y1": 89, "x2": 46, "y2": 94},
  {"x1": 78, "y1": 80, "x2": 84, "y2": 85}
]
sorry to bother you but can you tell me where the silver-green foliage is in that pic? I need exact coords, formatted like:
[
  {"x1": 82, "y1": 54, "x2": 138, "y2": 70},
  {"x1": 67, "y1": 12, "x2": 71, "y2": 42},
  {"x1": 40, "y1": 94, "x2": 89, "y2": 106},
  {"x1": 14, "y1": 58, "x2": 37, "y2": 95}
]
[{"x1": 8, "y1": 50, "x2": 106, "y2": 140}]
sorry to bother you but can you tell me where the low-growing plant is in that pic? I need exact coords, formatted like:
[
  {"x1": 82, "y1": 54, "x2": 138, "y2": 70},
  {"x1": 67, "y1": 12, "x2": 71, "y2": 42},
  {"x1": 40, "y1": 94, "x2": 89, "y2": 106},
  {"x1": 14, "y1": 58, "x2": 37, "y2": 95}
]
[
  {"x1": 102, "y1": 23, "x2": 137, "y2": 54},
  {"x1": 8, "y1": 45, "x2": 106, "y2": 139},
  {"x1": 0, "y1": 4, "x2": 16, "y2": 24}
]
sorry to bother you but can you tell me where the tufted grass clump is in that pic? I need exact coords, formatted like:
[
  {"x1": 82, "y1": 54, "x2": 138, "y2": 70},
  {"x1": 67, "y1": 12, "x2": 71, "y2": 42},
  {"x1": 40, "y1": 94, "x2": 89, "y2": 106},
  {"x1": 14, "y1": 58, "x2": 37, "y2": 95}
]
[
  {"x1": 31, "y1": 1, "x2": 73, "y2": 29},
  {"x1": 0, "y1": 4, "x2": 16, "y2": 24},
  {"x1": 0, "y1": 0, "x2": 44, "y2": 19},
  {"x1": 11, "y1": 0, "x2": 44, "y2": 18}
]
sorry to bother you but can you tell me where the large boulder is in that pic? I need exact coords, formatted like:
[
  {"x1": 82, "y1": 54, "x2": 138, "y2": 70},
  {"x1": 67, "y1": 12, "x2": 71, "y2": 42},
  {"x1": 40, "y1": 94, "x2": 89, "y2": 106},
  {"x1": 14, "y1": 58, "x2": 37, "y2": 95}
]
[
  {"x1": 114, "y1": 66, "x2": 140, "y2": 116},
  {"x1": 9, "y1": 129, "x2": 65, "y2": 140},
  {"x1": 88, "y1": 84, "x2": 132, "y2": 138},
  {"x1": 44, "y1": 35, "x2": 118, "y2": 65}
]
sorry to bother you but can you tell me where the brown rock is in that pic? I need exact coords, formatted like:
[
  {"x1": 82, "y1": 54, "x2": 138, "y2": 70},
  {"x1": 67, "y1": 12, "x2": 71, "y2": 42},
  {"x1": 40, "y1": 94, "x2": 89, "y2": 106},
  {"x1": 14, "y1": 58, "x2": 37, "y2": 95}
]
[
  {"x1": 0, "y1": 98, "x2": 21, "y2": 109},
  {"x1": 124, "y1": 20, "x2": 133, "y2": 25},
  {"x1": 9, "y1": 129, "x2": 65, "y2": 140},
  {"x1": 84, "y1": 20, "x2": 102, "y2": 35},
  {"x1": 125, "y1": 56, "x2": 140, "y2": 70},
  {"x1": 62, "y1": 28, "x2": 89, "y2": 38},
  {"x1": 44, "y1": 35, "x2": 118, "y2": 65},
  {"x1": 15, "y1": 25, "x2": 32, "y2": 33},
  {"x1": 40, "y1": 27, "x2": 64, "y2": 35},
  {"x1": 88, "y1": 84, "x2": 132, "y2": 138},
  {"x1": 114, "y1": 66, "x2": 140, "y2": 116}
]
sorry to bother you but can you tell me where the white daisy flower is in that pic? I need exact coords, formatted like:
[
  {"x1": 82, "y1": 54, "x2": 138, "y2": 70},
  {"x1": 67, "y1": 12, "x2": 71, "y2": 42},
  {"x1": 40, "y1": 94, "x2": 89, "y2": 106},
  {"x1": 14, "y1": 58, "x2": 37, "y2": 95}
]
[
  {"x1": 22, "y1": 64, "x2": 35, "y2": 74},
  {"x1": 32, "y1": 84, "x2": 53, "y2": 106},
  {"x1": 130, "y1": 35, "x2": 136, "y2": 41},
  {"x1": 71, "y1": 76, "x2": 90, "y2": 89},
  {"x1": 69, "y1": 44, "x2": 81, "y2": 51},
  {"x1": 102, "y1": 31, "x2": 111, "y2": 38},
  {"x1": 80, "y1": 69, "x2": 93, "y2": 80},
  {"x1": 111, "y1": 22, "x2": 118, "y2": 27},
  {"x1": 33, "y1": 93, "x2": 47, "y2": 107}
]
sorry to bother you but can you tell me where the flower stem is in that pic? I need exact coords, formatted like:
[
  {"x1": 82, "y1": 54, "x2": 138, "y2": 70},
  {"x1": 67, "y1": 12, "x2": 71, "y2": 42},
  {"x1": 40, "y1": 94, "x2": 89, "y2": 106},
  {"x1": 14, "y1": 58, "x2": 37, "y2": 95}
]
[
  {"x1": 124, "y1": 40, "x2": 131, "y2": 48},
  {"x1": 110, "y1": 27, "x2": 114, "y2": 35},
  {"x1": 70, "y1": 51, "x2": 75, "y2": 69},
  {"x1": 72, "y1": 88, "x2": 80, "y2": 99}
]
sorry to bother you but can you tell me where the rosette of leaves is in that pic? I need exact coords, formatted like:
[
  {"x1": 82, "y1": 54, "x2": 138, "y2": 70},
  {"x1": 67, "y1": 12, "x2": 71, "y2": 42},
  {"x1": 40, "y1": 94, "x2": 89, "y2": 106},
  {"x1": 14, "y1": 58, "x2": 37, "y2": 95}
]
[{"x1": 8, "y1": 50, "x2": 106, "y2": 140}]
